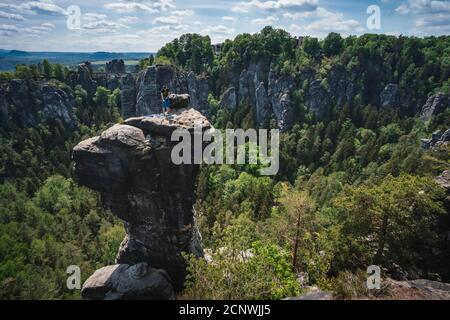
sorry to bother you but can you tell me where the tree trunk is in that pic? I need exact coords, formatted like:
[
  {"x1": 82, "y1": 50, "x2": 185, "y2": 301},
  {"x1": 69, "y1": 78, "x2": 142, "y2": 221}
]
[{"x1": 375, "y1": 214, "x2": 388, "y2": 264}]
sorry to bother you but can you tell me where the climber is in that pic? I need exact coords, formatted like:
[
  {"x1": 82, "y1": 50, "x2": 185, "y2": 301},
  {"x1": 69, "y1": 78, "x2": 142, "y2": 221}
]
[{"x1": 161, "y1": 85, "x2": 171, "y2": 115}]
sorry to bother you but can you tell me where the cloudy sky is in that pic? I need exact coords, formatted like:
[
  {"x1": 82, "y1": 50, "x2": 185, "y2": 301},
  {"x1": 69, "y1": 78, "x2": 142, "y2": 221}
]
[{"x1": 0, "y1": 0, "x2": 449, "y2": 52}]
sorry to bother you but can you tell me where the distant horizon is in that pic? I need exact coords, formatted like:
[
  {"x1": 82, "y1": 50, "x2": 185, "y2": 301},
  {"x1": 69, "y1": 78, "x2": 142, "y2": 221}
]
[
  {"x1": 0, "y1": 0, "x2": 448, "y2": 52},
  {"x1": 0, "y1": 49, "x2": 153, "y2": 54}
]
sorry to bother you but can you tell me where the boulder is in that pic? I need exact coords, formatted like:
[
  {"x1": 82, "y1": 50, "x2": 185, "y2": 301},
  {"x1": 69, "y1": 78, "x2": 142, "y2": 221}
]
[
  {"x1": 81, "y1": 263, "x2": 175, "y2": 300},
  {"x1": 436, "y1": 171, "x2": 450, "y2": 192},
  {"x1": 168, "y1": 93, "x2": 190, "y2": 109},
  {"x1": 73, "y1": 108, "x2": 211, "y2": 296}
]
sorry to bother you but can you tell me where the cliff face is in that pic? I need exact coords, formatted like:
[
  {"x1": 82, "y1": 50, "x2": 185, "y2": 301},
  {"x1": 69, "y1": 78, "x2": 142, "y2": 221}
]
[
  {"x1": 0, "y1": 79, "x2": 77, "y2": 128},
  {"x1": 134, "y1": 65, "x2": 209, "y2": 116},
  {"x1": 215, "y1": 59, "x2": 442, "y2": 131},
  {"x1": 73, "y1": 108, "x2": 211, "y2": 299}
]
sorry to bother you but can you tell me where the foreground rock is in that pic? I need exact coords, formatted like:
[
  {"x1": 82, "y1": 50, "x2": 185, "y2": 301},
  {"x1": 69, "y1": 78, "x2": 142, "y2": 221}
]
[
  {"x1": 81, "y1": 263, "x2": 174, "y2": 300},
  {"x1": 381, "y1": 279, "x2": 450, "y2": 300},
  {"x1": 73, "y1": 108, "x2": 211, "y2": 298}
]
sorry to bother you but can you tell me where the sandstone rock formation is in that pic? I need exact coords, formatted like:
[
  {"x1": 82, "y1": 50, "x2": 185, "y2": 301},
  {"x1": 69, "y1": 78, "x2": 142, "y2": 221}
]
[
  {"x1": 420, "y1": 93, "x2": 450, "y2": 122},
  {"x1": 120, "y1": 73, "x2": 136, "y2": 119},
  {"x1": 219, "y1": 87, "x2": 237, "y2": 111},
  {"x1": 75, "y1": 62, "x2": 97, "y2": 98},
  {"x1": 106, "y1": 59, "x2": 126, "y2": 74},
  {"x1": 380, "y1": 83, "x2": 399, "y2": 109},
  {"x1": 4, "y1": 79, "x2": 37, "y2": 127},
  {"x1": 0, "y1": 80, "x2": 77, "y2": 128},
  {"x1": 81, "y1": 263, "x2": 175, "y2": 300},
  {"x1": 73, "y1": 108, "x2": 211, "y2": 299},
  {"x1": 421, "y1": 128, "x2": 450, "y2": 150},
  {"x1": 41, "y1": 84, "x2": 77, "y2": 129},
  {"x1": 134, "y1": 65, "x2": 209, "y2": 116}
]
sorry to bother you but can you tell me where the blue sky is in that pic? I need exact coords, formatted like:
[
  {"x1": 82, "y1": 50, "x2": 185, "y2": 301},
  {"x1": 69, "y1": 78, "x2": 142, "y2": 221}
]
[{"x1": 0, "y1": 0, "x2": 449, "y2": 52}]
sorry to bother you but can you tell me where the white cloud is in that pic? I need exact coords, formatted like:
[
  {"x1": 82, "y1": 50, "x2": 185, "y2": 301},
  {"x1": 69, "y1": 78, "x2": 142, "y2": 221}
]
[
  {"x1": 83, "y1": 20, "x2": 129, "y2": 33},
  {"x1": 0, "y1": 10, "x2": 25, "y2": 21},
  {"x1": 104, "y1": 2, "x2": 158, "y2": 13},
  {"x1": 395, "y1": 4, "x2": 411, "y2": 15},
  {"x1": 153, "y1": 16, "x2": 182, "y2": 25},
  {"x1": 222, "y1": 16, "x2": 236, "y2": 22},
  {"x1": 152, "y1": 0, "x2": 177, "y2": 11},
  {"x1": 22, "y1": 22, "x2": 55, "y2": 35},
  {"x1": 202, "y1": 25, "x2": 235, "y2": 35},
  {"x1": 396, "y1": 0, "x2": 450, "y2": 33},
  {"x1": 0, "y1": 23, "x2": 19, "y2": 32},
  {"x1": 252, "y1": 15, "x2": 279, "y2": 25},
  {"x1": 118, "y1": 16, "x2": 139, "y2": 24},
  {"x1": 172, "y1": 9, "x2": 194, "y2": 17},
  {"x1": 288, "y1": 6, "x2": 364, "y2": 37},
  {"x1": 83, "y1": 13, "x2": 108, "y2": 22},
  {"x1": 232, "y1": 0, "x2": 318, "y2": 13},
  {"x1": 20, "y1": 0, "x2": 67, "y2": 16}
]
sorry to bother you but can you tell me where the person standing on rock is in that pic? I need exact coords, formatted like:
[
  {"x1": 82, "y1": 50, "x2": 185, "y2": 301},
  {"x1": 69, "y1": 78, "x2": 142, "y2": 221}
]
[{"x1": 161, "y1": 86, "x2": 171, "y2": 115}]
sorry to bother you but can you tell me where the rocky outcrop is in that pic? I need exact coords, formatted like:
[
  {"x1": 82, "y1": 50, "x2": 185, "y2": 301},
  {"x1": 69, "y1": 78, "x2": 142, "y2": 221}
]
[
  {"x1": 268, "y1": 72, "x2": 295, "y2": 130},
  {"x1": 283, "y1": 287, "x2": 333, "y2": 300},
  {"x1": 255, "y1": 83, "x2": 271, "y2": 128},
  {"x1": 134, "y1": 65, "x2": 208, "y2": 117},
  {"x1": 326, "y1": 65, "x2": 355, "y2": 107},
  {"x1": 7, "y1": 80, "x2": 37, "y2": 127},
  {"x1": 306, "y1": 79, "x2": 331, "y2": 118},
  {"x1": 380, "y1": 83, "x2": 399, "y2": 109},
  {"x1": 238, "y1": 62, "x2": 267, "y2": 108},
  {"x1": 41, "y1": 84, "x2": 77, "y2": 129},
  {"x1": 421, "y1": 129, "x2": 450, "y2": 150},
  {"x1": 0, "y1": 86, "x2": 8, "y2": 124},
  {"x1": 81, "y1": 263, "x2": 175, "y2": 300},
  {"x1": 219, "y1": 87, "x2": 237, "y2": 111},
  {"x1": 436, "y1": 171, "x2": 450, "y2": 193},
  {"x1": 135, "y1": 66, "x2": 159, "y2": 115},
  {"x1": 106, "y1": 59, "x2": 126, "y2": 74},
  {"x1": 0, "y1": 80, "x2": 79, "y2": 129},
  {"x1": 73, "y1": 108, "x2": 211, "y2": 298},
  {"x1": 382, "y1": 278, "x2": 450, "y2": 300},
  {"x1": 74, "y1": 62, "x2": 97, "y2": 98},
  {"x1": 420, "y1": 93, "x2": 450, "y2": 122},
  {"x1": 187, "y1": 72, "x2": 209, "y2": 113},
  {"x1": 120, "y1": 73, "x2": 136, "y2": 119}
]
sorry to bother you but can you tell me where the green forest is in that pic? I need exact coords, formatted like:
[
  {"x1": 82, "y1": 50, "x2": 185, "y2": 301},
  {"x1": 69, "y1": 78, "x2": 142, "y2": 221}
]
[{"x1": 1, "y1": 28, "x2": 450, "y2": 299}]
